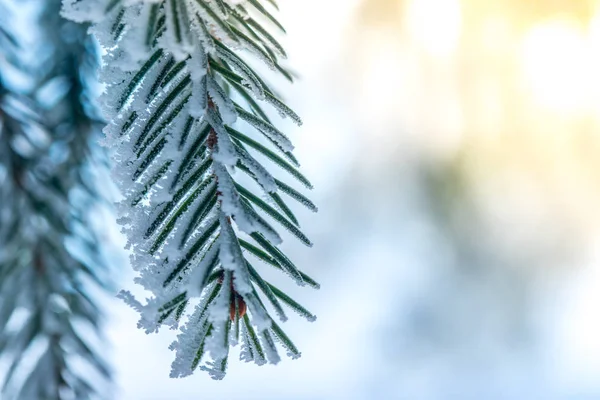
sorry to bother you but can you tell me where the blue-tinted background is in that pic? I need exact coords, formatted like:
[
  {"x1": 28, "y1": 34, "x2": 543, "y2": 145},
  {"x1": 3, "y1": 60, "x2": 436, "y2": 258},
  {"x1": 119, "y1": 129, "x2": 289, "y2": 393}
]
[{"x1": 89, "y1": 0, "x2": 600, "y2": 398}]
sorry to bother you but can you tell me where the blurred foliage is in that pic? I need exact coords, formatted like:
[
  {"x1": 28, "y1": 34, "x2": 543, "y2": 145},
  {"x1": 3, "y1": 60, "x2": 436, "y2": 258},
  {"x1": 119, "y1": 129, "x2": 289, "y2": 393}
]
[
  {"x1": 335, "y1": 0, "x2": 600, "y2": 394},
  {"x1": 0, "y1": 1, "x2": 111, "y2": 398}
]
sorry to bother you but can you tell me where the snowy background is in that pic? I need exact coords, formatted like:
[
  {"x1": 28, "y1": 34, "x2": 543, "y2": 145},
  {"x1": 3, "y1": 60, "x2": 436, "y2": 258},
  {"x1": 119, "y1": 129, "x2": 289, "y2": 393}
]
[{"x1": 95, "y1": 0, "x2": 600, "y2": 398}]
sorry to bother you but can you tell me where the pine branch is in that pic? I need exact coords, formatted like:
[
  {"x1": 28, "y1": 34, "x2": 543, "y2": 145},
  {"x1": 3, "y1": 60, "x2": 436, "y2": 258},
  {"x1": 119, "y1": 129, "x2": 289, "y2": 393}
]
[
  {"x1": 0, "y1": 1, "x2": 112, "y2": 398},
  {"x1": 62, "y1": 0, "x2": 318, "y2": 379}
]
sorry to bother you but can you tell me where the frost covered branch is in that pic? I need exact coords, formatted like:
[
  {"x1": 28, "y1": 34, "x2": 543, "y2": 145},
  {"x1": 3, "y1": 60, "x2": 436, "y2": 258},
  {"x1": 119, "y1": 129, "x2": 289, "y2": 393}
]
[
  {"x1": 62, "y1": 0, "x2": 318, "y2": 379},
  {"x1": 0, "y1": 1, "x2": 111, "y2": 398}
]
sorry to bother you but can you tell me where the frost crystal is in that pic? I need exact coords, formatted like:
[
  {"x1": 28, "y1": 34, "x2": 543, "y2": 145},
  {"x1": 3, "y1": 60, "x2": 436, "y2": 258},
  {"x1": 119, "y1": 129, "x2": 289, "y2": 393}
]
[{"x1": 62, "y1": 0, "x2": 318, "y2": 380}]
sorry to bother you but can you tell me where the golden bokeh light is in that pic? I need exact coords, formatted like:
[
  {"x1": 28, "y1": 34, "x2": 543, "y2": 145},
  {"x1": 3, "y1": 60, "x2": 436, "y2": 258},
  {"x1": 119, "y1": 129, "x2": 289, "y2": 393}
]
[
  {"x1": 405, "y1": 0, "x2": 462, "y2": 58},
  {"x1": 521, "y1": 17, "x2": 599, "y2": 116}
]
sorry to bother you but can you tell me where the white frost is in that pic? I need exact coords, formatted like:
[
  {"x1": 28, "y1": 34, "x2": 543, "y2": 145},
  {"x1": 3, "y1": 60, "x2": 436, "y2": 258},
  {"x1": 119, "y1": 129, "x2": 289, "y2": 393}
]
[{"x1": 61, "y1": 0, "x2": 308, "y2": 380}]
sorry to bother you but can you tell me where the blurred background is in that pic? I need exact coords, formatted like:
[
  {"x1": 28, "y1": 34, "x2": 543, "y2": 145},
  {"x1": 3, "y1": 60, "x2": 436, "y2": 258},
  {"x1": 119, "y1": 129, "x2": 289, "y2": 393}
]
[
  {"x1": 5, "y1": 0, "x2": 600, "y2": 399},
  {"x1": 106, "y1": 0, "x2": 600, "y2": 398}
]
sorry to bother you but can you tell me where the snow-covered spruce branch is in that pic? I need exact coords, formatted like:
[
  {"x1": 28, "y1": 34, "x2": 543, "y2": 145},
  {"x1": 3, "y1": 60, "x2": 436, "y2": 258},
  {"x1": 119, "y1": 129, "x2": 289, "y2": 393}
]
[
  {"x1": 62, "y1": 0, "x2": 318, "y2": 379},
  {"x1": 0, "y1": 1, "x2": 111, "y2": 398}
]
